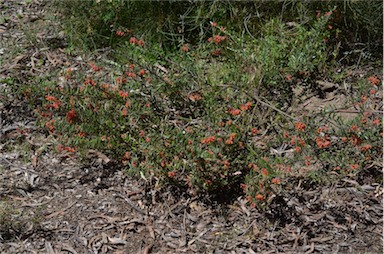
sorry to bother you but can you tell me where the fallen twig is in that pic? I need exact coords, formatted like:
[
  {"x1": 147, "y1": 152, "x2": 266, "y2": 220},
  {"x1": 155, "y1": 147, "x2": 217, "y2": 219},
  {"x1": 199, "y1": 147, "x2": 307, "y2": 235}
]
[{"x1": 116, "y1": 193, "x2": 147, "y2": 215}]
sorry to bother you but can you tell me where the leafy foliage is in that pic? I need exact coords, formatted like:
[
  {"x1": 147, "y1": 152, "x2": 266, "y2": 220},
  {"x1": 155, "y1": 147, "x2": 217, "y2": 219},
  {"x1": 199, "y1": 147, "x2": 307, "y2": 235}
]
[{"x1": 13, "y1": 1, "x2": 383, "y2": 208}]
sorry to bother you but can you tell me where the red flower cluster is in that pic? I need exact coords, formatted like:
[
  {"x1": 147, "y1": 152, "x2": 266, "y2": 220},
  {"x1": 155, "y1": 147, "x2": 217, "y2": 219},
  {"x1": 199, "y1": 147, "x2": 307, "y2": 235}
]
[
  {"x1": 295, "y1": 122, "x2": 306, "y2": 132},
  {"x1": 129, "y1": 37, "x2": 144, "y2": 47},
  {"x1": 89, "y1": 62, "x2": 101, "y2": 72},
  {"x1": 212, "y1": 49, "x2": 221, "y2": 56},
  {"x1": 116, "y1": 31, "x2": 125, "y2": 37},
  {"x1": 45, "y1": 119, "x2": 55, "y2": 132},
  {"x1": 84, "y1": 78, "x2": 96, "y2": 87},
  {"x1": 208, "y1": 35, "x2": 226, "y2": 45},
  {"x1": 45, "y1": 95, "x2": 62, "y2": 109},
  {"x1": 138, "y1": 69, "x2": 146, "y2": 76},
  {"x1": 201, "y1": 136, "x2": 216, "y2": 144},
  {"x1": 121, "y1": 107, "x2": 128, "y2": 116},
  {"x1": 315, "y1": 136, "x2": 331, "y2": 148},
  {"x1": 180, "y1": 44, "x2": 190, "y2": 52},
  {"x1": 240, "y1": 102, "x2": 252, "y2": 111},
  {"x1": 66, "y1": 109, "x2": 77, "y2": 123},
  {"x1": 228, "y1": 108, "x2": 241, "y2": 116},
  {"x1": 126, "y1": 72, "x2": 137, "y2": 79},
  {"x1": 57, "y1": 144, "x2": 75, "y2": 153},
  {"x1": 119, "y1": 90, "x2": 129, "y2": 98},
  {"x1": 367, "y1": 76, "x2": 380, "y2": 86},
  {"x1": 225, "y1": 133, "x2": 236, "y2": 145},
  {"x1": 251, "y1": 127, "x2": 259, "y2": 135}
]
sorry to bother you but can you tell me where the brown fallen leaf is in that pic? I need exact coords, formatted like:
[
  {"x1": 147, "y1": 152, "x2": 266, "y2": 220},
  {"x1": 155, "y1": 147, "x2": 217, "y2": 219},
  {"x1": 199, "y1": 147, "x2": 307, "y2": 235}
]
[
  {"x1": 304, "y1": 242, "x2": 315, "y2": 254},
  {"x1": 107, "y1": 236, "x2": 127, "y2": 245},
  {"x1": 146, "y1": 218, "x2": 155, "y2": 239},
  {"x1": 31, "y1": 154, "x2": 38, "y2": 168},
  {"x1": 87, "y1": 149, "x2": 111, "y2": 164},
  {"x1": 142, "y1": 243, "x2": 153, "y2": 254},
  {"x1": 45, "y1": 242, "x2": 56, "y2": 254}
]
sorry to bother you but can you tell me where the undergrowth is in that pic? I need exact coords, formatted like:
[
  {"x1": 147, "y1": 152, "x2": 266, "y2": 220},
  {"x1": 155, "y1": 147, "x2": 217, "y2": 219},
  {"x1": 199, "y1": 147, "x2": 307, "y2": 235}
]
[{"x1": 8, "y1": 1, "x2": 383, "y2": 208}]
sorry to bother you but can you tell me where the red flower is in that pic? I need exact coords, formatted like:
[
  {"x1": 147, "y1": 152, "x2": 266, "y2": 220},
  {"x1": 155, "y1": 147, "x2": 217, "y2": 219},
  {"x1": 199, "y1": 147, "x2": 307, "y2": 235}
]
[
  {"x1": 100, "y1": 83, "x2": 110, "y2": 89},
  {"x1": 45, "y1": 95, "x2": 57, "y2": 101},
  {"x1": 180, "y1": 44, "x2": 190, "y2": 52},
  {"x1": 228, "y1": 108, "x2": 241, "y2": 116},
  {"x1": 212, "y1": 35, "x2": 226, "y2": 44},
  {"x1": 295, "y1": 122, "x2": 306, "y2": 132},
  {"x1": 201, "y1": 136, "x2": 216, "y2": 144},
  {"x1": 349, "y1": 125, "x2": 360, "y2": 132},
  {"x1": 367, "y1": 76, "x2": 380, "y2": 86},
  {"x1": 168, "y1": 171, "x2": 176, "y2": 178},
  {"x1": 271, "y1": 178, "x2": 281, "y2": 184},
  {"x1": 255, "y1": 194, "x2": 264, "y2": 201},
  {"x1": 240, "y1": 102, "x2": 252, "y2": 111},
  {"x1": 115, "y1": 77, "x2": 126, "y2": 84},
  {"x1": 361, "y1": 144, "x2": 372, "y2": 152},
  {"x1": 116, "y1": 31, "x2": 125, "y2": 37},
  {"x1": 261, "y1": 168, "x2": 269, "y2": 176},
  {"x1": 251, "y1": 128, "x2": 259, "y2": 135},
  {"x1": 137, "y1": 39, "x2": 144, "y2": 47},
  {"x1": 211, "y1": 21, "x2": 217, "y2": 27},
  {"x1": 119, "y1": 90, "x2": 129, "y2": 98},
  {"x1": 126, "y1": 72, "x2": 137, "y2": 79},
  {"x1": 138, "y1": 69, "x2": 146, "y2": 76},
  {"x1": 373, "y1": 119, "x2": 381, "y2": 125},
  {"x1": 66, "y1": 109, "x2": 76, "y2": 123},
  {"x1": 212, "y1": 49, "x2": 221, "y2": 56},
  {"x1": 129, "y1": 37, "x2": 138, "y2": 44},
  {"x1": 45, "y1": 119, "x2": 55, "y2": 132},
  {"x1": 64, "y1": 146, "x2": 75, "y2": 153},
  {"x1": 316, "y1": 137, "x2": 331, "y2": 148},
  {"x1": 349, "y1": 135, "x2": 361, "y2": 146},
  {"x1": 225, "y1": 139, "x2": 234, "y2": 145},
  {"x1": 89, "y1": 62, "x2": 101, "y2": 72},
  {"x1": 121, "y1": 107, "x2": 128, "y2": 116}
]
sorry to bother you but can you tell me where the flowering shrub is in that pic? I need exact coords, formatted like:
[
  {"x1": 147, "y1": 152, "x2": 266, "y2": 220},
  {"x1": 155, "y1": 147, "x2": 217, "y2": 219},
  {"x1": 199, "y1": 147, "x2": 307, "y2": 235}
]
[{"x1": 15, "y1": 13, "x2": 383, "y2": 209}]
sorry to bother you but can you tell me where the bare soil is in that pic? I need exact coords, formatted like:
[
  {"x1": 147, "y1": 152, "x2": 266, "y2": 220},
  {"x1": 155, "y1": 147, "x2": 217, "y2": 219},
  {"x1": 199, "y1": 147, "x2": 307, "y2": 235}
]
[{"x1": 0, "y1": 1, "x2": 382, "y2": 253}]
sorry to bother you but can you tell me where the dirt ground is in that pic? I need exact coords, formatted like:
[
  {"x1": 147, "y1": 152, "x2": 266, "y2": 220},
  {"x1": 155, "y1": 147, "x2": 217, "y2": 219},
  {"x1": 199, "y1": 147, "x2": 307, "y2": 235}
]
[{"x1": 0, "y1": 1, "x2": 382, "y2": 253}]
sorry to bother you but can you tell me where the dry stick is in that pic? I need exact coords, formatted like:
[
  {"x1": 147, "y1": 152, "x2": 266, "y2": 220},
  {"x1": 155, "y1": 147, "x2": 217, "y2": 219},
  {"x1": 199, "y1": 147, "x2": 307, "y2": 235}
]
[
  {"x1": 187, "y1": 229, "x2": 209, "y2": 246},
  {"x1": 116, "y1": 193, "x2": 147, "y2": 215},
  {"x1": 142, "y1": 243, "x2": 154, "y2": 254},
  {"x1": 253, "y1": 95, "x2": 298, "y2": 122},
  {"x1": 238, "y1": 218, "x2": 258, "y2": 237},
  {"x1": 250, "y1": 76, "x2": 298, "y2": 122}
]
